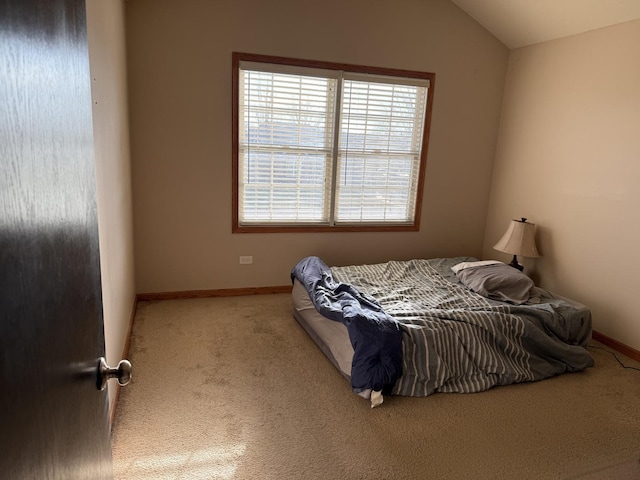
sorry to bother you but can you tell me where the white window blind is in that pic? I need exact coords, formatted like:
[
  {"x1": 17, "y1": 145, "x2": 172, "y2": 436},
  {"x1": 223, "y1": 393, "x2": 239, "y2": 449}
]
[
  {"x1": 337, "y1": 75, "x2": 428, "y2": 224},
  {"x1": 237, "y1": 59, "x2": 430, "y2": 227},
  {"x1": 239, "y1": 66, "x2": 336, "y2": 224}
]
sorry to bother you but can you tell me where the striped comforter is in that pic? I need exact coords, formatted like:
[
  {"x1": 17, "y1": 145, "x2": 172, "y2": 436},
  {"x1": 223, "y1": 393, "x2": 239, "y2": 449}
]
[{"x1": 331, "y1": 258, "x2": 593, "y2": 397}]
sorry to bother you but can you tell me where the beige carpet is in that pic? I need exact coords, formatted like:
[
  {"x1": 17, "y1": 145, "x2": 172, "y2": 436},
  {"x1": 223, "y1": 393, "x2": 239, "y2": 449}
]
[{"x1": 111, "y1": 294, "x2": 640, "y2": 479}]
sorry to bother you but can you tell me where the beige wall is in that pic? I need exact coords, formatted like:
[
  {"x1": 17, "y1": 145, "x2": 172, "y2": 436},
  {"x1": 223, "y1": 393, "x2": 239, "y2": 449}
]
[
  {"x1": 126, "y1": 0, "x2": 509, "y2": 293},
  {"x1": 484, "y1": 20, "x2": 640, "y2": 351},
  {"x1": 86, "y1": 0, "x2": 136, "y2": 414}
]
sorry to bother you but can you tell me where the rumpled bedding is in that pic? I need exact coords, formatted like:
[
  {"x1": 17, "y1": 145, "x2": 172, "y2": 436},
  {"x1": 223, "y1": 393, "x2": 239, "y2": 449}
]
[
  {"x1": 291, "y1": 256, "x2": 402, "y2": 393},
  {"x1": 292, "y1": 256, "x2": 594, "y2": 397}
]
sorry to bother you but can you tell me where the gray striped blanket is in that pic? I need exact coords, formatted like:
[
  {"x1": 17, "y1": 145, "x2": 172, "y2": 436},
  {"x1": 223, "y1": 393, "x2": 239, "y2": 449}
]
[{"x1": 332, "y1": 257, "x2": 593, "y2": 396}]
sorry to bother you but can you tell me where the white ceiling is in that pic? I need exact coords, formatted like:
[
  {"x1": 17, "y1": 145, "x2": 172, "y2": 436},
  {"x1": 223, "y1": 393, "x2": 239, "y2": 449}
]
[{"x1": 450, "y1": 0, "x2": 640, "y2": 49}]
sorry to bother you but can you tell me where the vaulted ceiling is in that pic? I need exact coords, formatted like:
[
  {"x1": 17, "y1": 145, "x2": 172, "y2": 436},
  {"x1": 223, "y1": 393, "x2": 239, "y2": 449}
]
[{"x1": 450, "y1": 0, "x2": 640, "y2": 49}]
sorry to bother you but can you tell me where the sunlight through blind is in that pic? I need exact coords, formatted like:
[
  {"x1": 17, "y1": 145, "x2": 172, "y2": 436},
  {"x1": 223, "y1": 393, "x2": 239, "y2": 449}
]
[
  {"x1": 336, "y1": 75, "x2": 428, "y2": 223},
  {"x1": 238, "y1": 60, "x2": 430, "y2": 226},
  {"x1": 239, "y1": 65, "x2": 336, "y2": 224}
]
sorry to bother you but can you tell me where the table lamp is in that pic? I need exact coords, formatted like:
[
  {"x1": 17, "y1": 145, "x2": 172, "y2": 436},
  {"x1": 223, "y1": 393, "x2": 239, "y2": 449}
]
[{"x1": 493, "y1": 217, "x2": 540, "y2": 271}]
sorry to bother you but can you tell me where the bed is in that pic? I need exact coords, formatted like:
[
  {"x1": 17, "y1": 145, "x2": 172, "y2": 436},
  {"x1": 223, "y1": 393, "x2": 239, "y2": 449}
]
[{"x1": 291, "y1": 256, "x2": 594, "y2": 407}]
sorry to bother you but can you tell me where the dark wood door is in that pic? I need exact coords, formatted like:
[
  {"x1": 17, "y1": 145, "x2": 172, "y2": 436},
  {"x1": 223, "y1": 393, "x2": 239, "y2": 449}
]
[{"x1": 0, "y1": 0, "x2": 113, "y2": 478}]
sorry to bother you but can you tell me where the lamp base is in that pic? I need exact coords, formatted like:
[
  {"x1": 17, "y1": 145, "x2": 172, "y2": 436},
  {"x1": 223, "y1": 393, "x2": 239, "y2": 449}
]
[{"x1": 509, "y1": 255, "x2": 524, "y2": 271}]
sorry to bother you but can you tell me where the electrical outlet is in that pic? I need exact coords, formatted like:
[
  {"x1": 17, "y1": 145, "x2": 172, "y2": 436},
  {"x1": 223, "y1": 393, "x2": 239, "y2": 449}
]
[{"x1": 239, "y1": 255, "x2": 253, "y2": 265}]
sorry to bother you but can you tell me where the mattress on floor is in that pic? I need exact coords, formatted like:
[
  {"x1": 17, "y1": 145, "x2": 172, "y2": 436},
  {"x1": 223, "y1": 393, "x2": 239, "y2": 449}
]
[
  {"x1": 292, "y1": 278, "x2": 353, "y2": 380},
  {"x1": 291, "y1": 256, "x2": 594, "y2": 398}
]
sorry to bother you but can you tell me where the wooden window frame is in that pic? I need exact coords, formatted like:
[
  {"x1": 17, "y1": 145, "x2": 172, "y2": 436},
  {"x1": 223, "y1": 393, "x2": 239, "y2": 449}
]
[{"x1": 232, "y1": 52, "x2": 435, "y2": 233}]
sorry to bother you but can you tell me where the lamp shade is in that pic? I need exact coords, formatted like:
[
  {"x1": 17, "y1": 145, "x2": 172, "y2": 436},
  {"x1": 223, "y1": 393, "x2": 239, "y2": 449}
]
[{"x1": 493, "y1": 218, "x2": 540, "y2": 258}]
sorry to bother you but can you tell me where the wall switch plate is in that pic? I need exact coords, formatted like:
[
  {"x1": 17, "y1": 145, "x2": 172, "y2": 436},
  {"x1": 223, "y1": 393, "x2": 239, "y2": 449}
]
[{"x1": 239, "y1": 255, "x2": 253, "y2": 265}]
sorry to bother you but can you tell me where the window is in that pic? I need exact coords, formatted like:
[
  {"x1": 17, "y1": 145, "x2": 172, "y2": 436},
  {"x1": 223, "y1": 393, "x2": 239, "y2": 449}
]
[{"x1": 232, "y1": 53, "x2": 435, "y2": 232}]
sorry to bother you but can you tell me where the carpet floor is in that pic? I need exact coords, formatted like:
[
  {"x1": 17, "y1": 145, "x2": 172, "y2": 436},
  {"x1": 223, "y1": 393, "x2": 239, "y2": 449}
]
[{"x1": 111, "y1": 294, "x2": 640, "y2": 479}]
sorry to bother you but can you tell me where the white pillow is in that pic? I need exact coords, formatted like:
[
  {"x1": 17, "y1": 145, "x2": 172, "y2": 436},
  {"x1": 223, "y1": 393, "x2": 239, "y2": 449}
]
[{"x1": 450, "y1": 260, "x2": 502, "y2": 274}]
